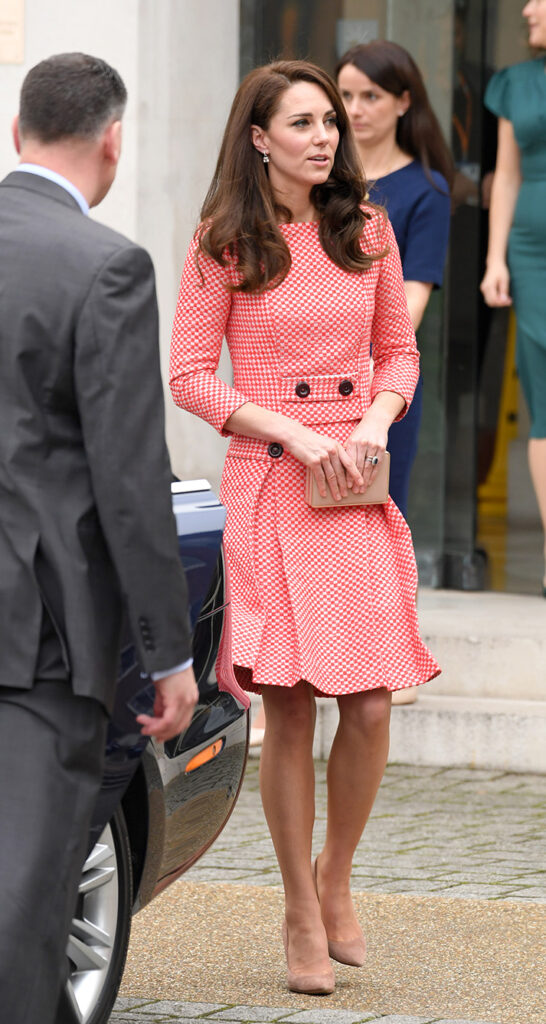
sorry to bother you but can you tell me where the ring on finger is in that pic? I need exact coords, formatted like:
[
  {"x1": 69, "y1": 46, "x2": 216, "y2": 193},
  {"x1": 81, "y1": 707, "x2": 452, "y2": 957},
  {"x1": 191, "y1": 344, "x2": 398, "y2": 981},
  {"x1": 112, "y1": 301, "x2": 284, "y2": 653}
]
[{"x1": 365, "y1": 455, "x2": 379, "y2": 465}]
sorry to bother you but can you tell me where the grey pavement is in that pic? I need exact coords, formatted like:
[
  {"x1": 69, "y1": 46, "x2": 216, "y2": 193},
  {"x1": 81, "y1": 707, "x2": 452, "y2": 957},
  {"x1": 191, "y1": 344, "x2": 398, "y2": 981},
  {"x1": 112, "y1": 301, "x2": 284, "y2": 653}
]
[
  {"x1": 182, "y1": 761, "x2": 546, "y2": 902},
  {"x1": 110, "y1": 998, "x2": 501, "y2": 1024},
  {"x1": 112, "y1": 761, "x2": 543, "y2": 1023}
]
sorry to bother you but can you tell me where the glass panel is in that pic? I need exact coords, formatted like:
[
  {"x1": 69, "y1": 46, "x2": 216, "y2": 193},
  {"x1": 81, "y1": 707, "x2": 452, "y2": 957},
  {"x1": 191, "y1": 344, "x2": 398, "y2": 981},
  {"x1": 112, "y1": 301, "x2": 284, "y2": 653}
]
[
  {"x1": 440, "y1": 0, "x2": 486, "y2": 587},
  {"x1": 475, "y1": 0, "x2": 543, "y2": 594}
]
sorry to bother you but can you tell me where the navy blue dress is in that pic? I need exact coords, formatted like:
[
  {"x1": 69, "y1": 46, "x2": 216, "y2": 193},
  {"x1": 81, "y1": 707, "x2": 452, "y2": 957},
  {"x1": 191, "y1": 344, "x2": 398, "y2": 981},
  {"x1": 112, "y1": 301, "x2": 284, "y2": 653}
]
[{"x1": 369, "y1": 161, "x2": 450, "y2": 516}]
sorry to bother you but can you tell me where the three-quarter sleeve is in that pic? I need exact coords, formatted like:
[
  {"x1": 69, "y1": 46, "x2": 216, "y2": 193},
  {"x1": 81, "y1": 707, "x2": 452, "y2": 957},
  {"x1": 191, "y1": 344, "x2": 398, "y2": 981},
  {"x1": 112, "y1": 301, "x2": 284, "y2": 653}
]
[
  {"x1": 402, "y1": 172, "x2": 451, "y2": 287},
  {"x1": 484, "y1": 67, "x2": 512, "y2": 121},
  {"x1": 369, "y1": 214, "x2": 420, "y2": 421},
  {"x1": 170, "y1": 233, "x2": 249, "y2": 435}
]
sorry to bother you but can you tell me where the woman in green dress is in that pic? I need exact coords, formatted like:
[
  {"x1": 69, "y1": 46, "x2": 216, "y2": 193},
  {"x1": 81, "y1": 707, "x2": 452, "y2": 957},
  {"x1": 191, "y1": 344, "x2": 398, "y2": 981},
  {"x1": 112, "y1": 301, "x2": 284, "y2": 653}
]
[{"x1": 481, "y1": 0, "x2": 546, "y2": 593}]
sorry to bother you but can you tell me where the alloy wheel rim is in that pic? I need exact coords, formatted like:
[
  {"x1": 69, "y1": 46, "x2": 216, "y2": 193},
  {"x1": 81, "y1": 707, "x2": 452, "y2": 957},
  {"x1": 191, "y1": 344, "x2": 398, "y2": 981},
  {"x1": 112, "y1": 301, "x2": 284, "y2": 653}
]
[{"x1": 64, "y1": 823, "x2": 119, "y2": 1023}]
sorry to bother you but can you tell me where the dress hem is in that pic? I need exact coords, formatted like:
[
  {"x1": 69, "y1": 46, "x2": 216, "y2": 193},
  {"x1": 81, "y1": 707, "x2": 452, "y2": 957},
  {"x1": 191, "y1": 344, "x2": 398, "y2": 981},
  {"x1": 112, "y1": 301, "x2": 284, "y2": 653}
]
[{"x1": 234, "y1": 663, "x2": 440, "y2": 698}]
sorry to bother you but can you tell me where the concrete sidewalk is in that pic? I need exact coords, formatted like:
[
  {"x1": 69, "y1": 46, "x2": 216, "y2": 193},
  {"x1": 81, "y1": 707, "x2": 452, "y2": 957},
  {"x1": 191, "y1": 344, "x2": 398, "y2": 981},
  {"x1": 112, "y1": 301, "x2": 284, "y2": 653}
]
[
  {"x1": 111, "y1": 997, "x2": 508, "y2": 1024},
  {"x1": 111, "y1": 998, "x2": 508, "y2": 1024},
  {"x1": 115, "y1": 762, "x2": 546, "y2": 1024},
  {"x1": 175, "y1": 762, "x2": 546, "y2": 901}
]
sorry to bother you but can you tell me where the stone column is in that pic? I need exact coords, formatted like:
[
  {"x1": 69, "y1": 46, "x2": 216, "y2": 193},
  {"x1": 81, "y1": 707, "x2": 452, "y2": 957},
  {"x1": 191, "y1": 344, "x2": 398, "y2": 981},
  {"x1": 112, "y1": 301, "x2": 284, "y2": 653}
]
[
  {"x1": 136, "y1": 0, "x2": 239, "y2": 488},
  {"x1": 0, "y1": 0, "x2": 239, "y2": 491}
]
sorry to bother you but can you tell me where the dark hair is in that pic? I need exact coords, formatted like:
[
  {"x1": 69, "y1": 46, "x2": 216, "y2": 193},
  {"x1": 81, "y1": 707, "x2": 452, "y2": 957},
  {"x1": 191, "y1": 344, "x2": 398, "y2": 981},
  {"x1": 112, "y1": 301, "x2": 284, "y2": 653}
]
[
  {"x1": 198, "y1": 59, "x2": 385, "y2": 294},
  {"x1": 336, "y1": 41, "x2": 453, "y2": 191},
  {"x1": 19, "y1": 52, "x2": 127, "y2": 144}
]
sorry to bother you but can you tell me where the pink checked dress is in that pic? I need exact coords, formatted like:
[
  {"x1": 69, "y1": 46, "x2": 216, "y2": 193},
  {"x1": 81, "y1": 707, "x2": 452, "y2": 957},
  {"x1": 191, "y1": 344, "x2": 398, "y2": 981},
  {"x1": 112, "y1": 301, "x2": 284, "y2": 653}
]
[{"x1": 170, "y1": 209, "x2": 440, "y2": 696}]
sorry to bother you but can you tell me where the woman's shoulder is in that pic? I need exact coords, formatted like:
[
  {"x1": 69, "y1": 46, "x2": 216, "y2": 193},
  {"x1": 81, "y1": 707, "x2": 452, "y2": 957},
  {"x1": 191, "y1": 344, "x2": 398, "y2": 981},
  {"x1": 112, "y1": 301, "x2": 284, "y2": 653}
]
[
  {"x1": 484, "y1": 59, "x2": 541, "y2": 118},
  {"x1": 360, "y1": 203, "x2": 391, "y2": 247},
  {"x1": 493, "y1": 57, "x2": 544, "y2": 79},
  {"x1": 181, "y1": 221, "x2": 242, "y2": 289},
  {"x1": 399, "y1": 161, "x2": 449, "y2": 199}
]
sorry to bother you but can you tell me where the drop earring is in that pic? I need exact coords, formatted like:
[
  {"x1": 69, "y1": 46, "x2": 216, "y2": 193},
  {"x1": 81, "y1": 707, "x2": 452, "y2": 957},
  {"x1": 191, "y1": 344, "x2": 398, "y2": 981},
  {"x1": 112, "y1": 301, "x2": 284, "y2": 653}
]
[{"x1": 262, "y1": 152, "x2": 269, "y2": 163}]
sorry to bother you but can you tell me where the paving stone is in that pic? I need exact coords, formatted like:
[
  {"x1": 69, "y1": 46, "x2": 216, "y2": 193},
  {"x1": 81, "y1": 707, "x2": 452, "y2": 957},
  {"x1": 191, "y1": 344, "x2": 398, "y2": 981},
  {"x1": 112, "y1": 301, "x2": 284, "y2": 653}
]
[
  {"x1": 127, "y1": 1002, "x2": 229, "y2": 1017},
  {"x1": 373, "y1": 1017, "x2": 438, "y2": 1024},
  {"x1": 280, "y1": 1011, "x2": 378, "y2": 1024},
  {"x1": 188, "y1": 763, "x2": 545, "y2": 903},
  {"x1": 114, "y1": 998, "x2": 157, "y2": 1010},
  {"x1": 160, "y1": 1002, "x2": 233, "y2": 1017},
  {"x1": 492, "y1": 888, "x2": 546, "y2": 901},
  {"x1": 110, "y1": 1014, "x2": 164, "y2": 1022},
  {"x1": 208, "y1": 1007, "x2": 306, "y2": 1021},
  {"x1": 433, "y1": 1020, "x2": 503, "y2": 1024},
  {"x1": 109, "y1": 1016, "x2": 201, "y2": 1024}
]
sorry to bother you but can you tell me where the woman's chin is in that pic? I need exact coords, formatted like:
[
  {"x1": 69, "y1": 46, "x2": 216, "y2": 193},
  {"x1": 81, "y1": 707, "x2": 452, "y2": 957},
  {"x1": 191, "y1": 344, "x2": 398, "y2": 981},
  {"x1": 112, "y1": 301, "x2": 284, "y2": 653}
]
[
  {"x1": 528, "y1": 28, "x2": 546, "y2": 48},
  {"x1": 352, "y1": 128, "x2": 374, "y2": 145},
  {"x1": 305, "y1": 166, "x2": 333, "y2": 184}
]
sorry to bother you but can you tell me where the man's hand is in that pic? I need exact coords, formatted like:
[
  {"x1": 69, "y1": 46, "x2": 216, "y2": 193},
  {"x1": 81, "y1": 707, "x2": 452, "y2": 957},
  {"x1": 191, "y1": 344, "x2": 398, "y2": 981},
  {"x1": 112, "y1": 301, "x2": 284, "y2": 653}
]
[{"x1": 136, "y1": 666, "x2": 198, "y2": 742}]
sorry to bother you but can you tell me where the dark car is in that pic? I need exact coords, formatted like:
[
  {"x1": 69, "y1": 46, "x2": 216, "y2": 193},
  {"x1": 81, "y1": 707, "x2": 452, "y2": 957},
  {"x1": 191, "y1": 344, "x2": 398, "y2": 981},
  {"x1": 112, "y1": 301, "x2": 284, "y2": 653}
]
[{"x1": 63, "y1": 480, "x2": 249, "y2": 1024}]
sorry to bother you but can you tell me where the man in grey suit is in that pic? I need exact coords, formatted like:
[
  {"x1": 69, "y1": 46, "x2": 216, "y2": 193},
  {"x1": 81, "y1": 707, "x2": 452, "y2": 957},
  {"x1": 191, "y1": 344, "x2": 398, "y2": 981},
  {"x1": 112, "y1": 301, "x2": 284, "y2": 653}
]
[{"x1": 0, "y1": 53, "x2": 198, "y2": 1023}]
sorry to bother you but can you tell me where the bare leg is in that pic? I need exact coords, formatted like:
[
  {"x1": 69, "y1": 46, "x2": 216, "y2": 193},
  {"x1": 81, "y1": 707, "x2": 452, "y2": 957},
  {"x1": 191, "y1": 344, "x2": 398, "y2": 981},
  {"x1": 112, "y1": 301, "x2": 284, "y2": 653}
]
[
  {"x1": 316, "y1": 687, "x2": 391, "y2": 941},
  {"x1": 528, "y1": 438, "x2": 546, "y2": 584},
  {"x1": 250, "y1": 702, "x2": 266, "y2": 746},
  {"x1": 260, "y1": 681, "x2": 331, "y2": 977}
]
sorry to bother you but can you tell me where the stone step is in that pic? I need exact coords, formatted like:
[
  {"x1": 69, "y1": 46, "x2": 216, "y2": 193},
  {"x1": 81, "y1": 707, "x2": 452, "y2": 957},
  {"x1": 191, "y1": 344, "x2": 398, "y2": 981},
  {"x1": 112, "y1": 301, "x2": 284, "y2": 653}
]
[
  {"x1": 417, "y1": 588, "x2": 545, "y2": 701},
  {"x1": 366, "y1": 694, "x2": 546, "y2": 774},
  {"x1": 250, "y1": 694, "x2": 546, "y2": 773}
]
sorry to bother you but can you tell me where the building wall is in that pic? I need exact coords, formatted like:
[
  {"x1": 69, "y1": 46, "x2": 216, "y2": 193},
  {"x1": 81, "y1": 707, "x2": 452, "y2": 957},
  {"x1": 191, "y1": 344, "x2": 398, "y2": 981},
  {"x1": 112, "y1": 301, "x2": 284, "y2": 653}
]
[{"x1": 0, "y1": 0, "x2": 238, "y2": 490}]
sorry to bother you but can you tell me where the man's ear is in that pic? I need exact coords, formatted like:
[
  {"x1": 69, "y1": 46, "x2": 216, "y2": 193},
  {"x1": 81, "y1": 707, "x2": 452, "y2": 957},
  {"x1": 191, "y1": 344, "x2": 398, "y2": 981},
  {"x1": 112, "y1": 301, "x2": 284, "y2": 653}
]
[
  {"x1": 250, "y1": 124, "x2": 268, "y2": 156},
  {"x1": 102, "y1": 120, "x2": 122, "y2": 165},
  {"x1": 12, "y1": 115, "x2": 21, "y2": 155}
]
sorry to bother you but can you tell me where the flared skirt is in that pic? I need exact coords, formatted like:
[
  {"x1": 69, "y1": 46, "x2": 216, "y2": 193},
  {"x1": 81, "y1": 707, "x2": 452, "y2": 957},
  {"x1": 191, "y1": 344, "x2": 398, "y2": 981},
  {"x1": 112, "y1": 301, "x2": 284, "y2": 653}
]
[{"x1": 218, "y1": 441, "x2": 440, "y2": 697}]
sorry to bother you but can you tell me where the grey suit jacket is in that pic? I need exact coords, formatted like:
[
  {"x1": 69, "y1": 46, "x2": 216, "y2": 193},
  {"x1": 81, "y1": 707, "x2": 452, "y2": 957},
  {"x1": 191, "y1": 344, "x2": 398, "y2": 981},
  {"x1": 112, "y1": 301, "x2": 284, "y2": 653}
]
[{"x1": 0, "y1": 171, "x2": 192, "y2": 711}]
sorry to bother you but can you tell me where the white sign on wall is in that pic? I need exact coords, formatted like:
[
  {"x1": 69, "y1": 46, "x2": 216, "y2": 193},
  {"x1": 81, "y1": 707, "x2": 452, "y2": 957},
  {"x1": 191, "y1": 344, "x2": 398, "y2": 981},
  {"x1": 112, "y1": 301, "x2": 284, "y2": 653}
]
[{"x1": 0, "y1": 0, "x2": 24, "y2": 64}]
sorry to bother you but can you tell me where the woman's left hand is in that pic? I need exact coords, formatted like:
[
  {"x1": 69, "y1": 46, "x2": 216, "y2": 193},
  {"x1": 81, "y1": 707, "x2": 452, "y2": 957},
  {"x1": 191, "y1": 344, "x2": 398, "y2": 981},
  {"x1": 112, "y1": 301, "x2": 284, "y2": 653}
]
[{"x1": 344, "y1": 411, "x2": 389, "y2": 494}]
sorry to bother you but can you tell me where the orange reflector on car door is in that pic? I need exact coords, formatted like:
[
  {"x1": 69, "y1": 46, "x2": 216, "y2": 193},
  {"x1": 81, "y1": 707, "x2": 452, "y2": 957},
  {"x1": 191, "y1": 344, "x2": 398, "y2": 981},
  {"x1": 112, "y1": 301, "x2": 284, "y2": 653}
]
[{"x1": 185, "y1": 738, "x2": 225, "y2": 773}]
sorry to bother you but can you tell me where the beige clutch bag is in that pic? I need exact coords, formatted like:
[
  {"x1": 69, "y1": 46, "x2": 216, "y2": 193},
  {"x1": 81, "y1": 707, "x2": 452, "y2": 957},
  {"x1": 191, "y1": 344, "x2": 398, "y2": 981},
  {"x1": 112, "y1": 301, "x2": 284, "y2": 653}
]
[{"x1": 305, "y1": 452, "x2": 390, "y2": 508}]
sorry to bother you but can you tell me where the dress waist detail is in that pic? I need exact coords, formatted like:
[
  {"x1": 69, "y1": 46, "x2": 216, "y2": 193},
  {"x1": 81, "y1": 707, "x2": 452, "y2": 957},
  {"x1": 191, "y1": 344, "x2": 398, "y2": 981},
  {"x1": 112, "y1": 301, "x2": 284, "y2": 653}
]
[
  {"x1": 276, "y1": 372, "x2": 361, "y2": 402},
  {"x1": 228, "y1": 371, "x2": 366, "y2": 460}
]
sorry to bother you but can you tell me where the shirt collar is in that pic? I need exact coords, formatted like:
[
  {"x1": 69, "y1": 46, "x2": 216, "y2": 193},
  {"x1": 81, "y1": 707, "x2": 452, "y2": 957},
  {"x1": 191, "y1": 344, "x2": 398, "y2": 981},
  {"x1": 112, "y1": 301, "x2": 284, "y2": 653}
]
[{"x1": 15, "y1": 163, "x2": 90, "y2": 215}]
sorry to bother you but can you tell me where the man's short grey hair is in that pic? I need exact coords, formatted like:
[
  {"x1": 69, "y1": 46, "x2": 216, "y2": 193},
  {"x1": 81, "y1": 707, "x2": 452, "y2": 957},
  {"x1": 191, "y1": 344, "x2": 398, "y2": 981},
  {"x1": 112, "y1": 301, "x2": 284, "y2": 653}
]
[{"x1": 19, "y1": 52, "x2": 127, "y2": 143}]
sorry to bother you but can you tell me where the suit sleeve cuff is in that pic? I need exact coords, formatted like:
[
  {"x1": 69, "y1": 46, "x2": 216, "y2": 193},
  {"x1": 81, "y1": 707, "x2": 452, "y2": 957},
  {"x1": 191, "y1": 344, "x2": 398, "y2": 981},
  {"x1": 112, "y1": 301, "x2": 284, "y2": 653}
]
[{"x1": 151, "y1": 658, "x2": 193, "y2": 681}]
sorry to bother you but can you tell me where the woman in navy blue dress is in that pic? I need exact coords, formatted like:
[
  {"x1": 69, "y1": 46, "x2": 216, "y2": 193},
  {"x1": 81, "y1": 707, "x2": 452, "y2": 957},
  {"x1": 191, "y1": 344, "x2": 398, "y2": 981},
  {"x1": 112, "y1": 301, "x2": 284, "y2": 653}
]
[
  {"x1": 337, "y1": 40, "x2": 452, "y2": 703},
  {"x1": 337, "y1": 41, "x2": 452, "y2": 520}
]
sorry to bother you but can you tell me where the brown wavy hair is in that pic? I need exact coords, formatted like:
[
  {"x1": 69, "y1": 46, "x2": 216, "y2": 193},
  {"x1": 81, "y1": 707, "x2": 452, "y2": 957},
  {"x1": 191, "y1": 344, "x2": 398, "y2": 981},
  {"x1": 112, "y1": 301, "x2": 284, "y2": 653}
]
[
  {"x1": 198, "y1": 60, "x2": 385, "y2": 294},
  {"x1": 336, "y1": 41, "x2": 454, "y2": 192}
]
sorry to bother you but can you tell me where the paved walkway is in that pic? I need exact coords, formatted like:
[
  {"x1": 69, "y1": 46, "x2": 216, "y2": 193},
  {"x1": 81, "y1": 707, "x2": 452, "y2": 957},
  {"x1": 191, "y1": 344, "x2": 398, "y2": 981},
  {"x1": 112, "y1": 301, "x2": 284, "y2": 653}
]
[
  {"x1": 111, "y1": 997, "x2": 503, "y2": 1024},
  {"x1": 187, "y1": 762, "x2": 546, "y2": 901},
  {"x1": 113, "y1": 763, "x2": 546, "y2": 1024}
]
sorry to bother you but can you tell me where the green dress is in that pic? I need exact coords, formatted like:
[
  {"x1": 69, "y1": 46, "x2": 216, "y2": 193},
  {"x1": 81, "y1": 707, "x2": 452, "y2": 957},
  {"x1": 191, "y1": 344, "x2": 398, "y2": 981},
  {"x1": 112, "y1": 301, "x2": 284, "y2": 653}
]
[{"x1": 485, "y1": 58, "x2": 546, "y2": 437}]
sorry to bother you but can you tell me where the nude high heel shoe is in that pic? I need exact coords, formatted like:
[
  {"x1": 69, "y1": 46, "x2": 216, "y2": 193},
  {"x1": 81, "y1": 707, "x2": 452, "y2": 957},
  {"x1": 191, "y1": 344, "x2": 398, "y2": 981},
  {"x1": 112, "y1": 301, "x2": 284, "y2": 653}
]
[
  {"x1": 281, "y1": 919, "x2": 335, "y2": 995},
  {"x1": 313, "y1": 858, "x2": 367, "y2": 968}
]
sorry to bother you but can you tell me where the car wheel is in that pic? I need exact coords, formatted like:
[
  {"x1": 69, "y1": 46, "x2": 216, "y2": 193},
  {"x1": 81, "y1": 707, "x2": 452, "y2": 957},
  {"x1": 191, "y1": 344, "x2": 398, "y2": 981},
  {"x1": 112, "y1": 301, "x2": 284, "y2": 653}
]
[{"x1": 64, "y1": 806, "x2": 132, "y2": 1024}]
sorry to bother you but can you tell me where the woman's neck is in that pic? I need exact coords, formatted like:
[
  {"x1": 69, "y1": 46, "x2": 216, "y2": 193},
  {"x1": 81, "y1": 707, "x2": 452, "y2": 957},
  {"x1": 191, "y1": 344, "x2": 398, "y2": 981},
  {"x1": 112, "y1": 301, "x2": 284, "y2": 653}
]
[
  {"x1": 272, "y1": 183, "x2": 317, "y2": 224},
  {"x1": 286, "y1": 198, "x2": 317, "y2": 224},
  {"x1": 356, "y1": 139, "x2": 412, "y2": 182}
]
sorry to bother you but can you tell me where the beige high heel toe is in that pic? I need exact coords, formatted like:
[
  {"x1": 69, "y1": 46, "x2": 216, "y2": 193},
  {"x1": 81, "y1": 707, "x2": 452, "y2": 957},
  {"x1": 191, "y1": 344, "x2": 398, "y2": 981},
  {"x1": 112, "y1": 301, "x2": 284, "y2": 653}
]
[
  {"x1": 313, "y1": 858, "x2": 367, "y2": 968},
  {"x1": 281, "y1": 919, "x2": 335, "y2": 995}
]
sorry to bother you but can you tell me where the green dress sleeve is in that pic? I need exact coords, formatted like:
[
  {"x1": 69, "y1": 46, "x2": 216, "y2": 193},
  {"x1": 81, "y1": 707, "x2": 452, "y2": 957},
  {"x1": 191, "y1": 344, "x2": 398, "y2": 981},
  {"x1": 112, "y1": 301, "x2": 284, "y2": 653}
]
[{"x1": 484, "y1": 67, "x2": 512, "y2": 121}]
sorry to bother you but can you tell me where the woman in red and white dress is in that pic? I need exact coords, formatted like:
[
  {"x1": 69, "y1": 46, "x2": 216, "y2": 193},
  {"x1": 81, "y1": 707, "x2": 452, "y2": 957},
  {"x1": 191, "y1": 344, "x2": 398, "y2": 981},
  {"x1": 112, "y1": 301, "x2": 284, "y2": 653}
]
[{"x1": 170, "y1": 60, "x2": 439, "y2": 996}]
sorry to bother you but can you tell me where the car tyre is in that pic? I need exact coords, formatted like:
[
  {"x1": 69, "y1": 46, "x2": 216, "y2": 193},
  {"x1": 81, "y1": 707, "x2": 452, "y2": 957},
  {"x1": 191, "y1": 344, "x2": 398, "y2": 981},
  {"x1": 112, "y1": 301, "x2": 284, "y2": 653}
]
[{"x1": 64, "y1": 805, "x2": 133, "y2": 1024}]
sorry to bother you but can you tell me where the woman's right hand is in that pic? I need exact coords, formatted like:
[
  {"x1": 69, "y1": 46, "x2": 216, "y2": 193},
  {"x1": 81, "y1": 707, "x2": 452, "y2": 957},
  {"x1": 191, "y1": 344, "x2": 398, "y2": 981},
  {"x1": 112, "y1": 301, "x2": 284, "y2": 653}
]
[
  {"x1": 283, "y1": 422, "x2": 364, "y2": 501},
  {"x1": 480, "y1": 260, "x2": 512, "y2": 307}
]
